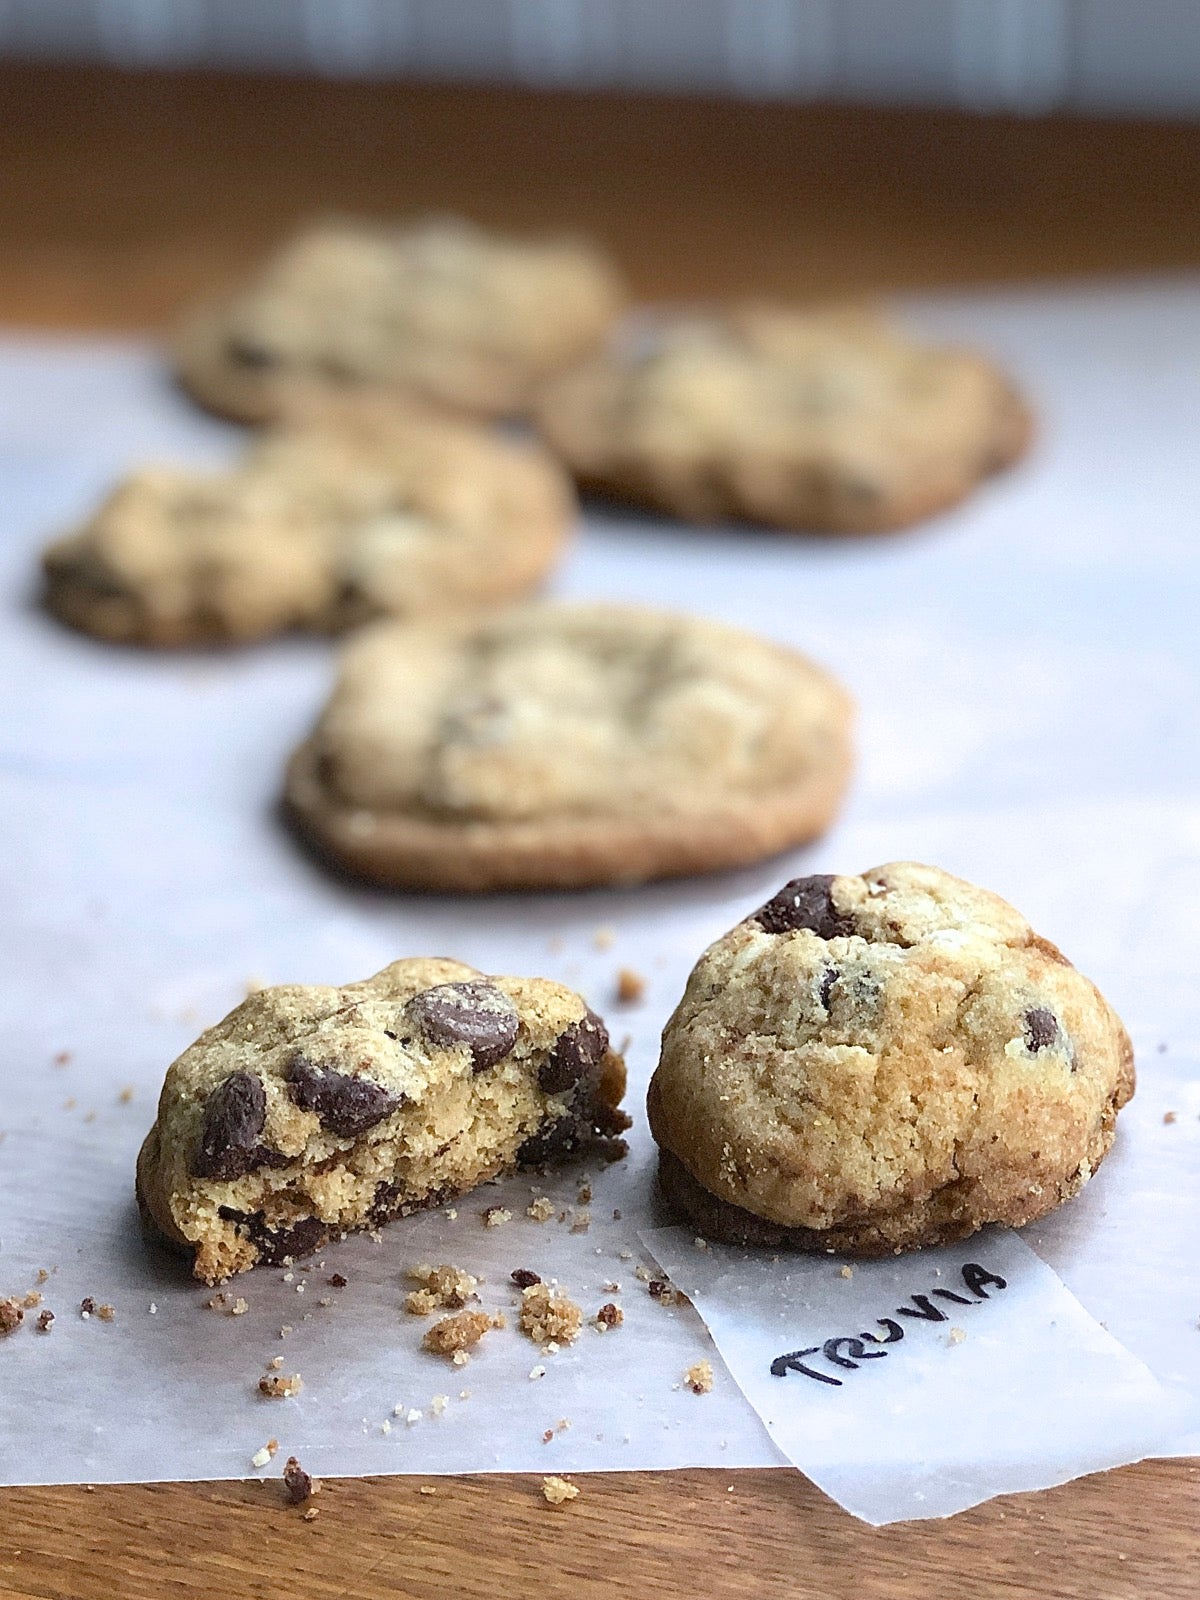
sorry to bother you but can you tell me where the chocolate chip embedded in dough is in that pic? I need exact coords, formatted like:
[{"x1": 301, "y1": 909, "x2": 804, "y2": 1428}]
[
  {"x1": 754, "y1": 875, "x2": 855, "y2": 939},
  {"x1": 285, "y1": 1056, "x2": 401, "y2": 1138},
  {"x1": 194, "y1": 1071, "x2": 284, "y2": 1181},
  {"x1": 405, "y1": 981, "x2": 520, "y2": 1072},
  {"x1": 538, "y1": 1009, "x2": 609, "y2": 1095},
  {"x1": 1024, "y1": 1008, "x2": 1059, "y2": 1053}
]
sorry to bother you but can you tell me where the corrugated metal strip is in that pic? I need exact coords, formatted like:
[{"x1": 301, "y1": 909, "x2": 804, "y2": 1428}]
[{"x1": 0, "y1": 0, "x2": 1198, "y2": 117}]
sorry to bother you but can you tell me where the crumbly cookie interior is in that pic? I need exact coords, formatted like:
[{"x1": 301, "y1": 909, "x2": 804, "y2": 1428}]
[{"x1": 139, "y1": 958, "x2": 627, "y2": 1282}]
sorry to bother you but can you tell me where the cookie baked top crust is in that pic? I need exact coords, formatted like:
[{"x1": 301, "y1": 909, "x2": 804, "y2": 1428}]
[
  {"x1": 137, "y1": 957, "x2": 627, "y2": 1282},
  {"x1": 41, "y1": 405, "x2": 572, "y2": 646},
  {"x1": 536, "y1": 305, "x2": 1032, "y2": 533},
  {"x1": 284, "y1": 603, "x2": 854, "y2": 890},
  {"x1": 175, "y1": 215, "x2": 626, "y2": 422},
  {"x1": 648, "y1": 864, "x2": 1133, "y2": 1253}
]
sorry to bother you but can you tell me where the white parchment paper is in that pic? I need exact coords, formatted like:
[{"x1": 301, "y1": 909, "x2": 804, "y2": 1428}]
[
  {"x1": 644, "y1": 1228, "x2": 1187, "y2": 1524},
  {"x1": 1, "y1": 280, "x2": 1199, "y2": 1515}
]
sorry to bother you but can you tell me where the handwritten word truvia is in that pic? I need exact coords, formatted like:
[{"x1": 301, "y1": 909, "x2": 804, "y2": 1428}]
[{"x1": 770, "y1": 1261, "x2": 1007, "y2": 1387}]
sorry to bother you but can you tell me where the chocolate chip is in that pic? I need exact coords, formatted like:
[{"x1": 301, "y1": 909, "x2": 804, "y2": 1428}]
[
  {"x1": 283, "y1": 1456, "x2": 314, "y2": 1504},
  {"x1": 285, "y1": 1056, "x2": 400, "y2": 1138},
  {"x1": 405, "y1": 981, "x2": 520, "y2": 1072},
  {"x1": 327, "y1": 1273, "x2": 348, "y2": 1289},
  {"x1": 517, "y1": 1117, "x2": 576, "y2": 1167},
  {"x1": 754, "y1": 875, "x2": 855, "y2": 939},
  {"x1": 538, "y1": 1009, "x2": 609, "y2": 1095},
  {"x1": 511, "y1": 1269, "x2": 541, "y2": 1289},
  {"x1": 1024, "y1": 1008, "x2": 1058, "y2": 1053},
  {"x1": 195, "y1": 1071, "x2": 279, "y2": 1181},
  {"x1": 226, "y1": 337, "x2": 277, "y2": 370},
  {"x1": 818, "y1": 967, "x2": 838, "y2": 1008},
  {"x1": 218, "y1": 1208, "x2": 329, "y2": 1266}
]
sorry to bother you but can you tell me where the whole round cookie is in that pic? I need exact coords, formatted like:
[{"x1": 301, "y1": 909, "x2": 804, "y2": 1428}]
[
  {"x1": 648, "y1": 864, "x2": 1133, "y2": 1254},
  {"x1": 535, "y1": 305, "x2": 1032, "y2": 534},
  {"x1": 137, "y1": 956, "x2": 628, "y2": 1282},
  {"x1": 176, "y1": 215, "x2": 626, "y2": 423},
  {"x1": 41, "y1": 404, "x2": 572, "y2": 647},
  {"x1": 284, "y1": 603, "x2": 853, "y2": 891}
]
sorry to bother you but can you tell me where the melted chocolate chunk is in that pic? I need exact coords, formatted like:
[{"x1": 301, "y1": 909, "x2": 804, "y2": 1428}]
[
  {"x1": 405, "y1": 981, "x2": 520, "y2": 1072},
  {"x1": 1024, "y1": 1008, "x2": 1059, "y2": 1053},
  {"x1": 195, "y1": 1072, "x2": 285, "y2": 1181},
  {"x1": 517, "y1": 1117, "x2": 577, "y2": 1166},
  {"x1": 754, "y1": 875, "x2": 855, "y2": 939},
  {"x1": 285, "y1": 1056, "x2": 400, "y2": 1139},
  {"x1": 538, "y1": 1009, "x2": 609, "y2": 1095},
  {"x1": 218, "y1": 1207, "x2": 329, "y2": 1266}
]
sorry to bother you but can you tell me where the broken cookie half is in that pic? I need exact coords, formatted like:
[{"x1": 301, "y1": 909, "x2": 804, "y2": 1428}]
[{"x1": 137, "y1": 957, "x2": 628, "y2": 1282}]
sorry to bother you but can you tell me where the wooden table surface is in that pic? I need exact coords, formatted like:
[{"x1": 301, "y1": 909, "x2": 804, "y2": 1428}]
[{"x1": 1, "y1": 64, "x2": 1198, "y2": 1600}]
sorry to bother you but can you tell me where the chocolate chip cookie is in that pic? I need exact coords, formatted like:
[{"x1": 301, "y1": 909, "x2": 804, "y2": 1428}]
[
  {"x1": 648, "y1": 864, "x2": 1133, "y2": 1255},
  {"x1": 535, "y1": 305, "x2": 1032, "y2": 533},
  {"x1": 41, "y1": 404, "x2": 572, "y2": 646},
  {"x1": 137, "y1": 957, "x2": 628, "y2": 1282},
  {"x1": 284, "y1": 602, "x2": 853, "y2": 891},
  {"x1": 175, "y1": 216, "x2": 626, "y2": 423}
]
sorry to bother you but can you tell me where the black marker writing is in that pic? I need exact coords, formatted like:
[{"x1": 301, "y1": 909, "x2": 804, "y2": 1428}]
[{"x1": 770, "y1": 1261, "x2": 1009, "y2": 1387}]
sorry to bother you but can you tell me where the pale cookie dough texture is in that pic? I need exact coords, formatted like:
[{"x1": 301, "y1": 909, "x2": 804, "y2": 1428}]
[
  {"x1": 535, "y1": 305, "x2": 1032, "y2": 533},
  {"x1": 137, "y1": 957, "x2": 629, "y2": 1282},
  {"x1": 175, "y1": 215, "x2": 627, "y2": 423},
  {"x1": 284, "y1": 602, "x2": 854, "y2": 892},
  {"x1": 41, "y1": 406, "x2": 572, "y2": 646},
  {"x1": 649, "y1": 864, "x2": 1133, "y2": 1254}
]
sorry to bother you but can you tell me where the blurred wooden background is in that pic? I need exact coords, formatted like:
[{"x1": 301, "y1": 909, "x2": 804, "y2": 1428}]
[{"x1": 1, "y1": 65, "x2": 1199, "y2": 328}]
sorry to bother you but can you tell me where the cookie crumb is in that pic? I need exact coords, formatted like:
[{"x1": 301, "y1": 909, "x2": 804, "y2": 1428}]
[
  {"x1": 36, "y1": 1309, "x2": 55, "y2": 1333},
  {"x1": 1163, "y1": 1111, "x2": 1178, "y2": 1125},
  {"x1": 327, "y1": 1273, "x2": 348, "y2": 1288},
  {"x1": 36, "y1": 1269, "x2": 50, "y2": 1284},
  {"x1": 118, "y1": 1086, "x2": 135, "y2": 1104},
  {"x1": 22, "y1": 1291, "x2": 43, "y2": 1309},
  {"x1": 80, "y1": 1297, "x2": 96, "y2": 1318},
  {"x1": 542, "y1": 1475, "x2": 579, "y2": 1507},
  {"x1": 53, "y1": 1050, "x2": 72, "y2": 1066},
  {"x1": 511, "y1": 1268, "x2": 541, "y2": 1289},
  {"x1": 0, "y1": 1298, "x2": 24, "y2": 1335},
  {"x1": 694, "y1": 1237, "x2": 709, "y2": 1251},
  {"x1": 839, "y1": 1265, "x2": 854, "y2": 1280},
  {"x1": 418, "y1": 1485, "x2": 437, "y2": 1496},
  {"x1": 592, "y1": 926, "x2": 615, "y2": 952},
  {"x1": 251, "y1": 1444, "x2": 274, "y2": 1469},
  {"x1": 267, "y1": 1355, "x2": 283, "y2": 1370},
  {"x1": 615, "y1": 967, "x2": 645, "y2": 1005},
  {"x1": 647, "y1": 1279, "x2": 681, "y2": 1306},
  {"x1": 259, "y1": 1373, "x2": 303, "y2": 1399},
  {"x1": 230, "y1": 1297, "x2": 248, "y2": 1316},
  {"x1": 529, "y1": 1364, "x2": 547, "y2": 1381},
  {"x1": 519, "y1": 1283, "x2": 583, "y2": 1346},
  {"x1": 283, "y1": 1456, "x2": 316, "y2": 1504},
  {"x1": 570, "y1": 1209, "x2": 591, "y2": 1235},
  {"x1": 483, "y1": 1206, "x2": 512, "y2": 1228},
  {"x1": 430, "y1": 1393, "x2": 449, "y2": 1416},
  {"x1": 302, "y1": 1507, "x2": 320, "y2": 1522},
  {"x1": 948, "y1": 1327, "x2": 967, "y2": 1346},
  {"x1": 595, "y1": 1302, "x2": 623, "y2": 1329},
  {"x1": 451, "y1": 1348, "x2": 471, "y2": 1367},
  {"x1": 423, "y1": 1310, "x2": 499, "y2": 1357},
  {"x1": 526, "y1": 1196, "x2": 555, "y2": 1223},
  {"x1": 685, "y1": 1360, "x2": 714, "y2": 1395},
  {"x1": 405, "y1": 1263, "x2": 478, "y2": 1315}
]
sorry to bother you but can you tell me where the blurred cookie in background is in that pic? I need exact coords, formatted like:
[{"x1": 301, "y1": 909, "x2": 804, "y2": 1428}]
[
  {"x1": 535, "y1": 304, "x2": 1032, "y2": 534},
  {"x1": 175, "y1": 215, "x2": 627, "y2": 423},
  {"x1": 284, "y1": 601, "x2": 854, "y2": 892},
  {"x1": 41, "y1": 402, "x2": 573, "y2": 647}
]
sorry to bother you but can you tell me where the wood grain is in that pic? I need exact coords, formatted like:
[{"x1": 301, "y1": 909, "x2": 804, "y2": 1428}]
[{"x1": 0, "y1": 63, "x2": 1196, "y2": 1600}]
